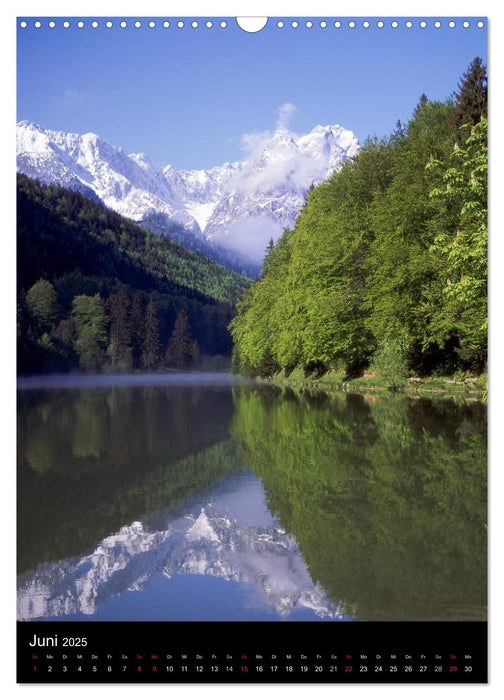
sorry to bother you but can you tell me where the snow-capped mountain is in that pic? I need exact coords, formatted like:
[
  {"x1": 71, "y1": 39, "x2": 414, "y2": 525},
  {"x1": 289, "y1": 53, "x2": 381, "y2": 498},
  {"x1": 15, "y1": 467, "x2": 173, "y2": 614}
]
[
  {"x1": 17, "y1": 472, "x2": 351, "y2": 621},
  {"x1": 17, "y1": 120, "x2": 201, "y2": 234},
  {"x1": 17, "y1": 120, "x2": 359, "y2": 262}
]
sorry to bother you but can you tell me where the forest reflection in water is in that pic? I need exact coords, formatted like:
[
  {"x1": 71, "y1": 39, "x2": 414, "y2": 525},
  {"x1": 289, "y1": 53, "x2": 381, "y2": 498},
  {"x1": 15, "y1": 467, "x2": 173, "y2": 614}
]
[{"x1": 17, "y1": 376, "x2": 486, "y2": 621}]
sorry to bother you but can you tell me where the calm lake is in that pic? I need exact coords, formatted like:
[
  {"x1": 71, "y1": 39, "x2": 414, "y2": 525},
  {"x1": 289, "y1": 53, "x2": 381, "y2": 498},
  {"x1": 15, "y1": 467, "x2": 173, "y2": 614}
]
[{"x1": 17, "y1": 373, "x2": 487, "y2": 622}]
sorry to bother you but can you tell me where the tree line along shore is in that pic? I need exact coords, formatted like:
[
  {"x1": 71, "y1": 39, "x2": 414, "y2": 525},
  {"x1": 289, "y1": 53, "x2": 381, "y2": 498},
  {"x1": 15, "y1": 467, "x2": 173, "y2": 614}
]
[{"x1": 230, "y1": 59, "x2": 487, "y2": 396}]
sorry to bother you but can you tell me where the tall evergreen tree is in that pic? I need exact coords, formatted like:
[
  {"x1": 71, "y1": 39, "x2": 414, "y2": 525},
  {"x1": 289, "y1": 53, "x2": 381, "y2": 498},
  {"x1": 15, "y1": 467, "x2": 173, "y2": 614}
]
[
  {"x1": 107, "y1": 287, "x2": 132, "y2": 369},
  {"x1": 166, "y1": 309, "x2": 197, "y2": 369},
  {"x1": 130, "y1": 290, "x2": 145, "y2": 368},
  {"x1": 450, "y1": 57, "x2": 488, "y2": 141},
  {"x1": 141, "y1": 299, "x2": 162, "y2": 369}
]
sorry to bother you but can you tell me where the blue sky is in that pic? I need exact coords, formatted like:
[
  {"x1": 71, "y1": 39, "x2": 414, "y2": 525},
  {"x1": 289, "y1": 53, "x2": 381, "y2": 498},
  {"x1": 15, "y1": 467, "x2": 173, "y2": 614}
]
[{"x1": 17, "y1": 17, "x2": 487, "y2": 170}]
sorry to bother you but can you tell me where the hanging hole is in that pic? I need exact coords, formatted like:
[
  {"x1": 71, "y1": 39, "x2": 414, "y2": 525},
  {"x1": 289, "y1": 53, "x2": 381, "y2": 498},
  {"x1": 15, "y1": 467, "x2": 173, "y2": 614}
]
[{"x1": 237, "y1": 17, "x2": 268, "y2": 32}]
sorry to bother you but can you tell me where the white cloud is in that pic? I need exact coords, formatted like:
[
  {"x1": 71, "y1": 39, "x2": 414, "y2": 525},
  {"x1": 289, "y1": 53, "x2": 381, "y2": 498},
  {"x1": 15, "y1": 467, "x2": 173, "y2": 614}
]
[
  {"x1": 276, "y1": 102, "x2": 297, "y2": 131},
  {"x1": 232, "y1": 103, "x2": 329, "y2": 199},
  {"x1": 214, "y1": 107, "x2": 358, "y2": 262},
  {"x1": 219, "y1": 216, "x2": 284, "y2": 262},
  {"x1": 240, "y1": 129, "x2": 271, "y2": 156},
  {"x1": 62, "y1": 90, "x2": 85, "y2": 104}
]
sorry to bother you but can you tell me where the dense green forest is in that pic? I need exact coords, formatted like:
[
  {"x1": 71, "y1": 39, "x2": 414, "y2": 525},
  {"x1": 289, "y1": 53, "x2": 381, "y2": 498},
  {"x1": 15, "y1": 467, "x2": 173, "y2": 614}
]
[
  {"x1": 141, "y1": 211, "x2": 260, "y2": 278},
  {"x1": 17, "y1": 175, "x2": 250, "y2": 373},
  {"x1": 230, "y1": 59, "x2": 488, "y2": 384}
]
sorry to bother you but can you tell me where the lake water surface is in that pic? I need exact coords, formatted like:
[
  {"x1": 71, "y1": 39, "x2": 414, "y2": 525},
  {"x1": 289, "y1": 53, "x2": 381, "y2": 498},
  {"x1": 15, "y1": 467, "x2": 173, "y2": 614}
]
[{"x1": 17, "y1": 373, "x2": 487, "y2": 622}]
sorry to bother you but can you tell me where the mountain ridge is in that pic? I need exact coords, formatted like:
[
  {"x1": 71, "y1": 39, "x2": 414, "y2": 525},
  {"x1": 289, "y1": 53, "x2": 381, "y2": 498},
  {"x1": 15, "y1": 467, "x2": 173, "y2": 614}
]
[{"x1": 17, "y1": 119, "x2": 359, "y2": 262}]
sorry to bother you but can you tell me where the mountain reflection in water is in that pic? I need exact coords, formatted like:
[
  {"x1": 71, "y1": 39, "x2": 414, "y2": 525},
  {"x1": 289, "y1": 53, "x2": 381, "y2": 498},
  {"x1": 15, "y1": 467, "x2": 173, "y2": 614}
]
[
  {"x1": 17, "y1": 376, "x2": 487, "y2": 622},
  {"x1": 17, "y1": 471, "x2": 348, "y2": 621}
]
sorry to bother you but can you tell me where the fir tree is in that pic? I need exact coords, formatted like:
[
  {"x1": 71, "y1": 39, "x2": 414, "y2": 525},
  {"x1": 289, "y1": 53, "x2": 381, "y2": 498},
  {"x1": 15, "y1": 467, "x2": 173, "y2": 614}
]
[
  {"x1": 130, "y1": 290, "x2": 145, "y2": 368},
  {"x1": 107, "y1": 287, "x2": 132, "y2": 370},
  {"x1": 166, "y1": 309, "x2": 196, "y2": 369},
  {"x1": 450, "y1": 57, "x2": 488, "y2": 142},
  {"x1": 141, "y1": 299, "x2": 162, "y2": 369}
]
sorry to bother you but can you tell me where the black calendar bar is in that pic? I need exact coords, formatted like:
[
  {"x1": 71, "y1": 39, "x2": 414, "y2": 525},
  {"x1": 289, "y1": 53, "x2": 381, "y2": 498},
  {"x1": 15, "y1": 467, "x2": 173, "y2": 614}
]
[{"x1": 17, "y1": 620, "x2": 487, "y2": 683}]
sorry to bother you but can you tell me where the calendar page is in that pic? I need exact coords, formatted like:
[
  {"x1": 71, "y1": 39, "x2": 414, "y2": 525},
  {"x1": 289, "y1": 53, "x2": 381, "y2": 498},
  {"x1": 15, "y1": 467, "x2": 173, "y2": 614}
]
[{"x1": 16, "y1": 12, "x2": 488, "y2": 684}]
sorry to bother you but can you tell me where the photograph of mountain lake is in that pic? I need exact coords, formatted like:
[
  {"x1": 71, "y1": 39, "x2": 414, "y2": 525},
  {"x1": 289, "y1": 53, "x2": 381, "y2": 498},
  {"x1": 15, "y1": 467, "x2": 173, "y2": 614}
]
[{"x1": 17, "y1": 17, "x2": 487, "y2": 630}]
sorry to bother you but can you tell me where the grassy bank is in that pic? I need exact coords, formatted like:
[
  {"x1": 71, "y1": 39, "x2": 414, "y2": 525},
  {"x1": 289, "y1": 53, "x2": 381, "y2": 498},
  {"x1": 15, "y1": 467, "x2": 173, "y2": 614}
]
[{"x1": 259, "y1": 368, "x2": 486, "y2": 400}]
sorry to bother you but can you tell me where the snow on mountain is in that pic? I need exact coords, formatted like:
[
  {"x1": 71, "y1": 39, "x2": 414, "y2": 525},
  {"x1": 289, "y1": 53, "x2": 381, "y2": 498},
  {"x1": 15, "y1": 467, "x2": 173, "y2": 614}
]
[
  {"x1": 16, "y1": 121, "x2": 201, "y2": 234},
  {"x1": 17, "y1": 474, "x2": 350, "y2": 621},
  {"x1": 16, "y1": 120, "x2": 359, "y2": 262}
]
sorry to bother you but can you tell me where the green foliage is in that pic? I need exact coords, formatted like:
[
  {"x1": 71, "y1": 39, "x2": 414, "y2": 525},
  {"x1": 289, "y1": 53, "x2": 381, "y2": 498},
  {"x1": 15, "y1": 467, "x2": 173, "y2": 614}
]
[
  {"x1": 17, "y1": 174, "x2": 248, "y2": 305},
  {"x1": 427, "y1": 119, "x2": 487, "y2": 368},
  {"x1": 130, "y1": 290, "x2": 146, "y2": 367},
  {"x1": 141, "y1": 299, "x2": 162, "y2": 369},
  {"x1": 449, "y1": 56, "x2": 487, "y2": 142},
  {"x1": 17, "y1": 175, "x2": 249, "y2": 373},
  {"x1": 230, "y1": 60, "x2": 487, "y2": 380},
  {"x1": 26, "y1": 279, "x2": 57, "y2": 331},
  {"x1": 166, "y1": 309, "x2": 198, "y2": 369},
  {"x1": 369, "y1": 338, "x2": 409, "y2": 390},
  {"x1": 72, "y1": 294, "x2": 108, "y2": 370},
  {"x1": 107, "y1": 287, "x2": 133, "y2": 370}
]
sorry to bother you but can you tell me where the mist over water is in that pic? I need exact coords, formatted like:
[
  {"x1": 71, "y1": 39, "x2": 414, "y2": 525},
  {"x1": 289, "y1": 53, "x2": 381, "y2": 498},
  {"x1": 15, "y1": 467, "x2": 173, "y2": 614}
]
[{"x1": 17, "y1": 372, "x2": 252, "y2": 390}]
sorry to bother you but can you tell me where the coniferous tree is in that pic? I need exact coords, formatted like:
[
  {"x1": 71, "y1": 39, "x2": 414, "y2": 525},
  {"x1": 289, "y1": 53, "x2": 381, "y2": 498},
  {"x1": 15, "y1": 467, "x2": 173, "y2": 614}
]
[
  {"x1": 166, "y1": 309, "x2": 196, "y2": 369},
  {"x1": 416, "y1": 94, "x2": 429, "y2": 111},
  {"x1": 141, "y1": 299, "x2": 162, "y2": 369},
  {"x1": 450, "y1": 57, "x2": 488, "y2": 141},
  {"x1": 130, "y1": 290, "x2": 145, "y2": 368},
  {"x1": 107, "y1": 287, "x2": 132, "y2": 370}
]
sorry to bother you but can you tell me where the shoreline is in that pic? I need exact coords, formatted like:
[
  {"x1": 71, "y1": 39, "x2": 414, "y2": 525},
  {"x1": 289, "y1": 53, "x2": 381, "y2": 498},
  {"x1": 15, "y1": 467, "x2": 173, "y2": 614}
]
[{"x1": 259, "y1": 372, "x2": 486, "y2": 401}]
